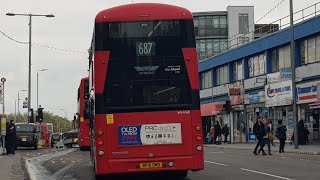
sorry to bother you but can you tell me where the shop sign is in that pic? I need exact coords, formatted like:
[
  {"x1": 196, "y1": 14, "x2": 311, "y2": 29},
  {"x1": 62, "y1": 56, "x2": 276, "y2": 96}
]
[
  {"x1": 265, "y1": 80, "x2": 293, "y2": 107},
  {"x1": 267, "y1": 72, "x2": 281, "y2": 84},
  {"x1": 246, "y1": 103, "x2": 265, "y2": 109},
  {"x1": 280, "y1": 68, "x2": 292, "y2": 79},
  {"x1": 245, "y1": 91, "x2": 265, "y2": 104},
  {"x1": 296, "y1": 81, "x2": 320, "y2": 104},
  {"x1": 229, "y1": 82, "x2": 244, "y2": 106}
]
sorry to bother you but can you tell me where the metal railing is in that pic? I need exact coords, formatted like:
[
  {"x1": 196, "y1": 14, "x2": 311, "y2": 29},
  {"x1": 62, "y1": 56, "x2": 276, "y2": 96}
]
[{"x1": 199, "y1": 2, "x2": 320, "y2": 63}]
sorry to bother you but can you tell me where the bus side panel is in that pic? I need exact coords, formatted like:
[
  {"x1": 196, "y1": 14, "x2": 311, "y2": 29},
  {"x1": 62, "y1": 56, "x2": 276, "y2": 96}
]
[
  {"x1": 94, "y1": 114, "x2": 109, "y2": 174},
  {"x1": 182, "y1": 48, "x2": 199, "y2": 90},
  {"x1": 191, "y1": 110, "x2": 204, "y2": 170}
]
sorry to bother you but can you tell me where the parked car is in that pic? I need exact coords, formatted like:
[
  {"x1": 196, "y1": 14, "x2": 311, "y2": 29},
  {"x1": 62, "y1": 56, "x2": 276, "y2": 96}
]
[
  {"x1": 16, "y1": 123, "x2": 38, "y2": 150},
  {"x1": 50, "y1": 133, "x2": 61, "y2": 148},
  {"x1": 55, "y1": 133, "x2": 64, "y2": 149}
]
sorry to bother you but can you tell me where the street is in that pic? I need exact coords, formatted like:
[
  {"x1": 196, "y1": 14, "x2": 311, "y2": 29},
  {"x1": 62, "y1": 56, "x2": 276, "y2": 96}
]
[{"x1": 13, "y1": 147, "x2": 318, "y2": 180}]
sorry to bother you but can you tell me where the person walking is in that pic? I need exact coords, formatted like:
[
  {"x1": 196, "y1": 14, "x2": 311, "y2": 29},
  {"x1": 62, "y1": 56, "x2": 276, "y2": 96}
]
[
  {"x1": 214, "y1": 121, "x2": 222, "y2": 145},
  {"x1": 253, "y1": 118, "x2": 267, "y2": 155},
  {"x1": 209, "y1": 127, "x2": 215, "y2": 144},
  {"x1": 5, "y1": 122, "x2": 10, "y2": 155},
  {"x1": 269, "y1": 120, "x2": 275, "y2": 146},
  {"x1": 264, "y1": 119, "x2": 272, "y2": 155},
  {"x1": 222, "y1": 124, "x2": 229, "y2": 144},
  {"x1": 275, "y1": 119, "x2": 287, "y2": 153},
  {"x1": 7, "y1": 120, "x2": 17, "y2": 155},
  {"x1": 206, "y1": 132, "x2": 212, "y2": 144}
]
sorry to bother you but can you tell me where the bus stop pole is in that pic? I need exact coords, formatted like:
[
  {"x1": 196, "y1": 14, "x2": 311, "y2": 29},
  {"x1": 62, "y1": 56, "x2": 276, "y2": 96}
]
[{"x1": 1, "y1": 82, "x2": 6, "y2": 155}]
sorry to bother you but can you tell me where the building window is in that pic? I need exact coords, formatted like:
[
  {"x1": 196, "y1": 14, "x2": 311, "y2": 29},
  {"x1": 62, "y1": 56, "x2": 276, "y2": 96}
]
[
  {"x1": 271, "y1": 45, "x2": 291, "y2": 72},
  {"x1": 201, "y1": 70, "x2": 212, "y2": 89},
  {"x1": 239, "y1": 14, "x2": 249, "y2": 34},
  {"x1": 233, "y1": 61, "x2": 243, "y2": 81},
  {"x1": 248, "y1": 53, "x2": 266, "y2": 78},
  {"x1": 197, "y1": 38, "x2": 228, "y2": 61},
  {"x1": 217, "y1": 65, "x2": 229, "y2": 85},
  {"x1": 193, "y1": 15, "x2": 228, "y2": 37},
  {"x1": 301, "y1": 35, "x2": 320, "y2": 64},
  {"x1": 239, "y1": 37, "x2": 249, "y2": 45}
]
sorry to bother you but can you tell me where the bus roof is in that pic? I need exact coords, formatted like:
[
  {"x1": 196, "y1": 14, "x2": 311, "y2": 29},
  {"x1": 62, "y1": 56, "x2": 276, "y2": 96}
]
[{"x1": 95, "y1": 3, "x2": 193, "y2": 23}]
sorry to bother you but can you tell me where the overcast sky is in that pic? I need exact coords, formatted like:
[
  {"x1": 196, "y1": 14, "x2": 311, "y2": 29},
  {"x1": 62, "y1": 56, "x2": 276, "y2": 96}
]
[{"x1": 0, "y1": 0, "x2": 318, "y2": 119}]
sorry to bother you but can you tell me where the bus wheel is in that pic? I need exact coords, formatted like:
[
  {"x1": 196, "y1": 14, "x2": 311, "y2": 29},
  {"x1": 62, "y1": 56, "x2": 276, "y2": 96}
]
[
  {"x1": 173, "y1": 171, "x2": 188, "y2": 179},
  {"x1": 95, "y1": 174, "x2": 105, "y2": 180}
]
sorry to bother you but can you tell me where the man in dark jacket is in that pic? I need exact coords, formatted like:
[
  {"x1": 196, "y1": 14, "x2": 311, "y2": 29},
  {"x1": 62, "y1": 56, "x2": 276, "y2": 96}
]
[
  {"x1": 7, "y1": 120, "x2": 17, "y2": 155},
  {"x1": 276, "y1": 119, "x2": 287, "y2": 153},
  {"x1": 222, "y1": 124, "x2": 229, "y2": 144},
  {"x1": 253, "y1": 117, "x2": 267, "y2": 155},
  {"x1": 214, "y1": 121, "x2": 222, "y2": 145}
]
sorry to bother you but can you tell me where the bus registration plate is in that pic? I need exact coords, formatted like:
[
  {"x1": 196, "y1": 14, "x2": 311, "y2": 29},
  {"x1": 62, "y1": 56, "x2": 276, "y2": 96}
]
[{"x1": 139, "y1": 162, "x2": 162, "y2": 169}]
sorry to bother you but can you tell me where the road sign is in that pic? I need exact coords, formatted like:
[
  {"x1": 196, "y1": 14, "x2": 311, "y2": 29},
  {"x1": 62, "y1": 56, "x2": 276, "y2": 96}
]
[
  {"x1": 1, "y1": 115, "x2": 7, "y2": 136},
  {"x1": 1, "y1": 78, "x2": 6, "y2": 83},
  {"x1": 23, "y1": 101, "x2": 28, "y2": 108}
]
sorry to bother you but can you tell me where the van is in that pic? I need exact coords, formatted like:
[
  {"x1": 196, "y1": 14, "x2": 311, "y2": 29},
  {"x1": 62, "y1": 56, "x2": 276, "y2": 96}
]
[{"x1": 16, "y1": 123, "x2": 38, "y2": 150}]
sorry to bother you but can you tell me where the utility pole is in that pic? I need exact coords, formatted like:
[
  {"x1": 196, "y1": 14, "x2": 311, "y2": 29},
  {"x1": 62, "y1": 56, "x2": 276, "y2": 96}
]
[{"x1": 289, "y1": 0, "x2": 298, "y2": 149}]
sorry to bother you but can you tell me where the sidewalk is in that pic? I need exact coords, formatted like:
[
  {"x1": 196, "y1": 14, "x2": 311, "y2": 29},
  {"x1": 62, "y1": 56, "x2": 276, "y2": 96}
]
[
  {"x1": 0, "y1": 154, "x2": 25, "y2": 180},
  {"x1": 204, "y1": 142, "x2": 320, "y2": 155}
]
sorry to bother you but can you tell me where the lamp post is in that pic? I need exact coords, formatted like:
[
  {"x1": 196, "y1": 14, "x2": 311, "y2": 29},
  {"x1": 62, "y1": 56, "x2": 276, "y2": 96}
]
[
  {"x1": 60, "y1": 109, "x2": 67, "y2": 133},
  {"x1": 288, "y1": 0, "x2": 298, "y2": 149},
  {"x1": 17, "y1": 90, "x2": 27, "y2": 122},
  {"x1": 6, "y1": 13, "x2": 54, "y2": 123},
  {"x1": 37, "y1": 69, "x2": 48, "y2": 109}
]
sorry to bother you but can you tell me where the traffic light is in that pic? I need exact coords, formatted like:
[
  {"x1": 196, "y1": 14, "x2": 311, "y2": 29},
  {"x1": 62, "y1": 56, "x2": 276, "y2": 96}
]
[
  {"x1": 30, "y1": 108, "x2": 34, "y2": 123},
  {"x1": 38, "y1": 107, "x2": 44, "y2": 123}
]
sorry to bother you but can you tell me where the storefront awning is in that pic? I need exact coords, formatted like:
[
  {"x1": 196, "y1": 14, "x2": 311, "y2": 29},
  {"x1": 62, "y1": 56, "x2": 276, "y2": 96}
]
[
  {"x1": 200, "y1": 103, "x2": 224, "y2": 117},
  {"x1": 309, "y1": 101, "x2": 320, "y2": 109}
]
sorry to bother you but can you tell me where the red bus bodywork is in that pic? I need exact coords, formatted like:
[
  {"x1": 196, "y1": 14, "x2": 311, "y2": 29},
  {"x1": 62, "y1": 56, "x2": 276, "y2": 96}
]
[
  {"x1": 77, "y1": 77, "x2": 91, "y2": 150},
  {"x1": 90, "y1": 3, "x2": 203, "y2": 177}
]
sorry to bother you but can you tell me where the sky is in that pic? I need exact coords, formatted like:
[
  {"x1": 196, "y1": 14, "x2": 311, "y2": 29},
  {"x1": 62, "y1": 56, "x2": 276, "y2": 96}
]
[{"x1": 0, "y1": 0, "x2": 319, "y2": 119}]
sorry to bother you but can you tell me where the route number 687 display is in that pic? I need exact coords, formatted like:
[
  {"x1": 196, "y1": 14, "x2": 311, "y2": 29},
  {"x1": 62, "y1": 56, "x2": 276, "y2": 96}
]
[{"x1": 136, "y1": 42, "x2": 156, "y2": 56}]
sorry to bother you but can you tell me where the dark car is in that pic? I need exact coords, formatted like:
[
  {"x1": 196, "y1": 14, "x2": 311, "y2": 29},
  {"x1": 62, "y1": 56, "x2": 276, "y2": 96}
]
[{"x1": 16, "y1": 123, "x2": 38, "y2": 150}]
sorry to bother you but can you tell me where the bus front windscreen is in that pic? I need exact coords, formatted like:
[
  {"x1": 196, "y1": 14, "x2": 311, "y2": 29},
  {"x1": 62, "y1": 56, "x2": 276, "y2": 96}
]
[{"x1": 95, "y1": 20, "x2": 196, "y2": 112}]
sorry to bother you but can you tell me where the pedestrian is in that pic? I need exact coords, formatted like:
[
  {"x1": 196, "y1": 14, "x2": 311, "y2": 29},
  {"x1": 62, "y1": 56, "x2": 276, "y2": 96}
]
[
  {"x1": 206, "y1": 132, "x2": 212, "y2": 144},
  {"x1": 275, "y1": 119, "x2": 287, "y2": 153},
  {"x1": 214, "y1": 121, "x2": 222, "y2": 145},
  {"x1": 269, "y1": 120, "x2": 275, "y2": 146},
  {"x1": 5, "y1": 122, "x2": 10, "y2": 155},
  {"x1": 7, "y1": 120, "x2": 17, "y2": 155},
  {"x1": 297, "y1": 119, "x2": 306, "y2": 145},
  {"x1": 222, "y1": 124, "x2": 229, "y2": 144},
  {"x1": 263, "y1": 118, "x2": 272, "y2": 155},
  {"x1": 209, "y1": 127, "x2": 215, "y2": 144},
  {"x1": 253, "y1": 117, "x2": 267, "y2": 155}
]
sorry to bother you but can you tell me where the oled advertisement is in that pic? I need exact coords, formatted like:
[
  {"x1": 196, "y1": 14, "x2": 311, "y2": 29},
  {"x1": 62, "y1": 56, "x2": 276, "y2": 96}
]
[{"x1": 118, "y1": 123, "x2": 182, "y2": 146}]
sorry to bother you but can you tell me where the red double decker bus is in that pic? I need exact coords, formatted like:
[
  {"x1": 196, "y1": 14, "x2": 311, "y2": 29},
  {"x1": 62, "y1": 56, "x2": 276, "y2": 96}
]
[
  {"x1": 88, "y1": 3, "x2": 203, "y2": 178},
  {"x1": 77, "y1": 77, "x2": 90, "y2": 150}
]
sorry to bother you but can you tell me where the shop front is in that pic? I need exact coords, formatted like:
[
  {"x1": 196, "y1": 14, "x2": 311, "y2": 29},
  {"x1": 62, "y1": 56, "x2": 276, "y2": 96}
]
[
  {"x1": 297, "y1": 80, "x2": 320, "y2": 142},
  {"x1": 200, "y1": 102, "x2": 224, "y2": 136},
  {"x1": 265, "y1": 80, "x2": 294, "y2": 141},
  {"x1": 229, "y1": 82, "x2": 245, "y2": 143},
  {"x1": 244, "y1": 90, "x2": 267, "y2": 141}
]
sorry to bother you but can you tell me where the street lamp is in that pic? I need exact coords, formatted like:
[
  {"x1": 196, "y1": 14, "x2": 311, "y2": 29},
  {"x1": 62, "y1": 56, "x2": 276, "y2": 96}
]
[
  {"x1": 17, "y1": 90, "x2": 27, "y2": 122},
  {"x1": 37, "y1": 69, "x2": 48, "y2": 109},
  {"x1": 6, "y1": 12, "x2": 54, "y2": 123}
]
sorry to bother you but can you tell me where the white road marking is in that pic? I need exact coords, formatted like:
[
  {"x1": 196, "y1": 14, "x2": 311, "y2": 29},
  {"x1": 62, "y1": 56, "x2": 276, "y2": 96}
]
[
  {"x1": 204, "y1": 160, "x2": 229, "y2": 167},
  {"x1": 207, "y1": 151, "x2": 224, "y2": 154},
  {"x1": 240, "y1": 168, "x2": 294, "y2": 180}
]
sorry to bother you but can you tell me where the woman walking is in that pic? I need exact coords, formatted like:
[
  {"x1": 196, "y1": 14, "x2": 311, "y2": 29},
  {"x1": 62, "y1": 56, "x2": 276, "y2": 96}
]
[{"x1": 276, "y1": 119, "x2": 287, "y2": 153}]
